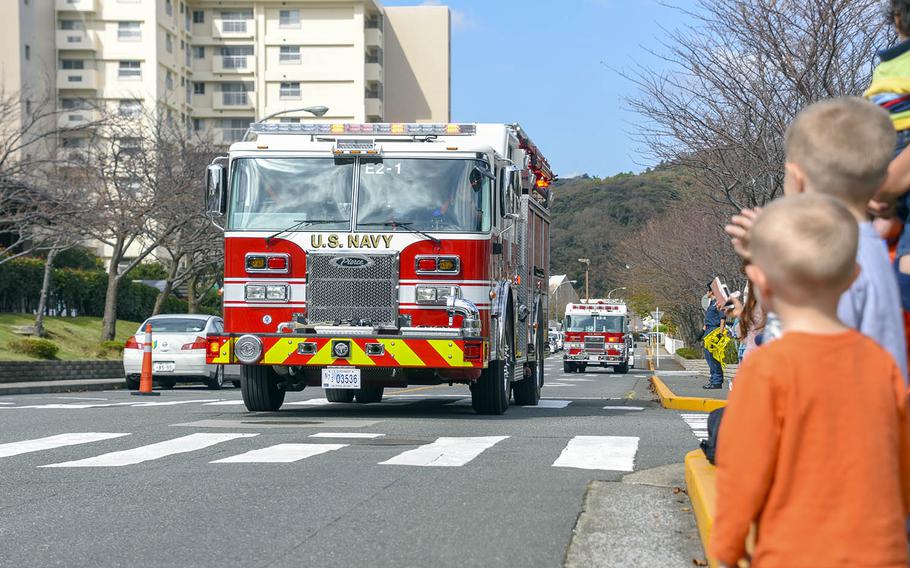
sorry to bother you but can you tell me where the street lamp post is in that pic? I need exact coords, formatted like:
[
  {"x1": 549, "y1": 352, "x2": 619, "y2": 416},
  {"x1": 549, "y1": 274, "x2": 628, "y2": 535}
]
[
  {"x1": 607, "y1": 286, "x2": 627, "y2": 299},
  {"x1": 243, "y1": 106, "x2": 330, "y2": 140},
  {"x1": 578, "y1": 258, "x2": 590, "y2": 301}
]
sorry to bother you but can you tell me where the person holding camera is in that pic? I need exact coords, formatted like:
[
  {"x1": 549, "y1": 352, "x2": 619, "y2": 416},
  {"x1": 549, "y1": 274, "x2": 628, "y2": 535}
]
[{"x1": 702, "y1": 283, "x2": 727, "y2": 389}]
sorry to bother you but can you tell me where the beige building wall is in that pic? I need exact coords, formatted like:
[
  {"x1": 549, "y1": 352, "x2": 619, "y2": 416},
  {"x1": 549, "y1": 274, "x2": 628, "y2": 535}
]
[{"x1": 383, "y1": 6, "x2": 450, "y2": 123}]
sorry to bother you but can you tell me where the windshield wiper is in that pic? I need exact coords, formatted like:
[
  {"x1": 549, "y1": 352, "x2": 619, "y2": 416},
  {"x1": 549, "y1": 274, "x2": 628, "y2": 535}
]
[
  {"x1": 266, "y1": 219, "x2": 347, "y2": 245},
  {"x1": 359, "y1": 222, "x2": 440, "y2": 245}
]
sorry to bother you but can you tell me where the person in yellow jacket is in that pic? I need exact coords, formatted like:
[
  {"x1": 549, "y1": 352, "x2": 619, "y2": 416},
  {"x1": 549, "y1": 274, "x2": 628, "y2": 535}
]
[{"x1": 702, "y1": 283, "x2": 728, "y2": 389}]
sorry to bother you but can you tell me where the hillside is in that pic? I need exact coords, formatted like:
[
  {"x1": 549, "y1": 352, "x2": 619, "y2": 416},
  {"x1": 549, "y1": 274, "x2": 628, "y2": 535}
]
[{"x1": 549, "y1": 166, "x2": 694, "y2": 296}]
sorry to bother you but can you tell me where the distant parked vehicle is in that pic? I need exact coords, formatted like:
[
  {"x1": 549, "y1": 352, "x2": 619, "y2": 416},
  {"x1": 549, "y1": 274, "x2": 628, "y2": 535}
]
[{"x1": 123, "y1": 314, "x2": 236, "y2": 390}]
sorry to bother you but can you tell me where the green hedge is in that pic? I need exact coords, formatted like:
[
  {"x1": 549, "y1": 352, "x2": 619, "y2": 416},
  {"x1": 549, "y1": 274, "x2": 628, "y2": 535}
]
[
  {"x1": 0, "y1": 257, "x2": 196, "y2": 321},
  {"x1": 9, "y1": 337, "x2": 60, "y2": 359},
  {"x1": 675, "y1": 347, "x2": 702, "y2": 360}
]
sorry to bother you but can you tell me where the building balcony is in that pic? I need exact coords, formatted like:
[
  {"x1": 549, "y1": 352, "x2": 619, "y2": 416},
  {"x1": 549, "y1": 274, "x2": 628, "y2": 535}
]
[
  {"x1": 56, "y1": 0, "x2": 98, "y2": 12},
  {"x1": 365, "y1": 27, "x2": 382, "y2": 48},
  {"x1": 213, "y1": 55, "x2": 253, "y2": 74},
  {"x1": 56, "y1": 29, "x2": 97, "y2": 51},
  {"x1": 57, "y1": 69, "x2": 98, "y2": 90},
  {"x1": 365, "y1": 62, "x2": 382, "y2": 83},
  {"x1": 213, "y1": 19, "x2": 254, "y2": 38},
  {"x1": 213, "y1": 92, "x2": 254, "y2": 110},
  {"x1": 366, "y1": 97, "x2": 382, "y2": 120},
  {"x1": 57, "y1": 109, "x2": 98, "y2": 129},
  {"x1": 215, "y1": 128, "x2": 247, "y2": 145}
]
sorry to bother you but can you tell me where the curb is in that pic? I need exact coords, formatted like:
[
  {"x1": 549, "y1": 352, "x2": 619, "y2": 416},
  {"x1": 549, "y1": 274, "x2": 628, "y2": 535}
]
[
  {"x1": 0, "y1": 379, "x2": 124, "y2": 396},
  {"x1": 649, "y1": 376, "x2": 727, "y2": 412},
  {"x1": 685, "y1": 449, "x2": 718, "y2": 568}
]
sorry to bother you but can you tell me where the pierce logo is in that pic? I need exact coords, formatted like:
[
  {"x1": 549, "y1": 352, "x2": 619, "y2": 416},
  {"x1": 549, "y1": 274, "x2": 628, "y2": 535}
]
[{"x1": 332, "y1": 256, "x2": 373, "y2": 268}]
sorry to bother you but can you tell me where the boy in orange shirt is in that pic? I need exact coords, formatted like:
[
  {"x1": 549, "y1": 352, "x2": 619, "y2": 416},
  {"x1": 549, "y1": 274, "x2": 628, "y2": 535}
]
[{"x1": 711, "y1": 194, "x2": 910, "y2": 567}]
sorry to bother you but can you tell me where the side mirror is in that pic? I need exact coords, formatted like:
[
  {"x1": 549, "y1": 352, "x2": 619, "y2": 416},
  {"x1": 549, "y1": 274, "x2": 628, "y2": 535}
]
[
  {"x1": 206, "y1": 157, "x2": 228, "y2": 217},
  {"x1": 500, "y1": 165, "x2": 519, "y2": 217}
]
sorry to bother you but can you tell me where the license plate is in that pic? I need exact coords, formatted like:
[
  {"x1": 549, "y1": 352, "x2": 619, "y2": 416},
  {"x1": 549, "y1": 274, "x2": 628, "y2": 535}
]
[
  {"x1": 153, "y1": 362, "x2": 175, "y2": 373},
  {"x1": 322, "y1": 367, "x2": 360, "y2": 389}
]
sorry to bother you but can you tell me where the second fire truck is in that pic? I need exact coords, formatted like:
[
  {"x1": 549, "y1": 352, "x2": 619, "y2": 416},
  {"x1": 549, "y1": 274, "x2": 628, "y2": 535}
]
[
  {"x1": 562, "y1": 299, "x2": 634, "y2": 373},
  {"x1": 203, "y1": 121, "x2": 554, "y2": 415}
]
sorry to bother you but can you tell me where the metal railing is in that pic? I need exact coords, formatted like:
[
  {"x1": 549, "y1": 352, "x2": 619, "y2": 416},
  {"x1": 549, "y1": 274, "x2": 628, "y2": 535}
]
[
  {"x1": 221, "y1": 92, "x2": 249, "y2": 106},
  {"x1": 219, "y1": 128, "x2": 247, "y2": 143},
  {"x1": 222, "y1": 20, "x2": 247, "y2": 33},
  {"x1": 220, "y1": 55, "x2": 248, "y2": 69}
]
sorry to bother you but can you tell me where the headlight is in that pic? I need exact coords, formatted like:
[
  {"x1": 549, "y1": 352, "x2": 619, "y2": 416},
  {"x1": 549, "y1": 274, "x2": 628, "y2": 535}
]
[
  {"x1": 416, "y1": 286, "x2": 460, "y2": 305},
  {"x1": 266, "y1": 284, "x2": 288, "y2": 301},
  {"x1": 245, "y1": 285, "x2": 266, "y2": 301},
  {"x1": 416, "y1": 286, "x2": 438, "y2": 303}
]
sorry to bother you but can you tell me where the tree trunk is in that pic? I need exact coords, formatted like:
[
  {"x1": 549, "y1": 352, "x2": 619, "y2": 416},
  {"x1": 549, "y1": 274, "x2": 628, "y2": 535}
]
[
  {"x1": 153, "y1": 258, "x2": 181, "y2": 316},
  {"x1": 101, "y1": 240, "x2": 124, "y2": 341},
  {"x1": 34, "y1": 247, "x2": 58, "y2": 338},
  {"x1": 187, "y1": 273, "x2": 198, "y2": 314}
]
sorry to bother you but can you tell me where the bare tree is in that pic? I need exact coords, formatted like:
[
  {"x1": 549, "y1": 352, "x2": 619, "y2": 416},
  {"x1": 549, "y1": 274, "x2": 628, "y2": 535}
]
[{"x1": 627, "y1": 0, "x2": 889, "y2": 209}]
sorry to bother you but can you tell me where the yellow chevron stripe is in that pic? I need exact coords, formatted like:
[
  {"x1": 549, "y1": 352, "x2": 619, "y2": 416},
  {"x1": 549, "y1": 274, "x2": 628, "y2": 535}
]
[
  {"x1": 262, "y1": 338, "x2": 301, "y2": 365},
  {"x1": 305, "y1": 340, "x2": 376, "y2": 366},
  {"x1": 379, "y1": 339, "x2": 424, "y2": 366},
  {"x1": 211, "y1": 340, "x2": 231, "y2": 364},
  {"x1": 427, "y1": 340, "x2": 473, "y2": 367}
]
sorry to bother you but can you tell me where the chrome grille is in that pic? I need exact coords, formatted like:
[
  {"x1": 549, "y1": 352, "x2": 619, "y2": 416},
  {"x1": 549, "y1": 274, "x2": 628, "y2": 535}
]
[
  {"x1": 307, "y1": 253, "x2": 398, "y2": 327},
  {"x1": 584, "y1": 336, "x2": 605, "y2": 352}
]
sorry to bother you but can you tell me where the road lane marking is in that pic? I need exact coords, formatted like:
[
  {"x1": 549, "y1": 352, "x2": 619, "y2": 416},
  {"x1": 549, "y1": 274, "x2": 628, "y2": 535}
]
[
  {"x1": 212, "y1": 443, "x2": 346, "y2": 463},
  {"x1": 386, "y1": 385, "x2": 444, "y2": 396},
  {"x1": 0, "y1": 433, "x2": 130, "y2": 458},
  {"x1": 41, "y1": 433, "x2": 256, "y2": 467},
  {"x1": 0, "y1": 402, "x2": 137, "y2": 409},
  {"x1": 603, "y1": 406, "x2": 645, "y2": 411},
  {"x1": 55, "y1": 397, "x2": 109, "y2": 401},
  {"x1": 681, "y1": 413, "x2": 709, "y2": 441},
  {"x1": 543, "y1": 383, "x2": 576, "y2": 387},
  {"x1": 129, "y1": 399, "x2": 221, "y2": 407},
  {"x1": 379, "y1": 436, "x2": 508, "y2": 467},
  {"x1": 552, "y1": 436, "x2": 639, "y2": 471},
  {"x1": 284, "y1": 398, "x2": 332, "y2": 406},
  {"x1": 522, "y1": 399, "x2": 571, "y2": 409},
  {"x1": 204, "y1": 400, "x2": 246, "y2": 406},
  {"x1": 309, "y1": 432, "x2": 384, "y2": 439}
]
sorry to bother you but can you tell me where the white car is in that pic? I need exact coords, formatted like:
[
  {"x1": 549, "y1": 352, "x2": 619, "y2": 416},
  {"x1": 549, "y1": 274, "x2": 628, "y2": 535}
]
[{"x1": 123, "y1": 314, "x2": 238, "y2": 390}]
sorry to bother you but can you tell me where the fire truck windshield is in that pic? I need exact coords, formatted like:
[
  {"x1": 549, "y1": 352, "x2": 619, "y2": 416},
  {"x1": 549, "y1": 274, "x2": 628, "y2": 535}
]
[
  {"x1": 356, "y1": 159, "x2": 492, "y2": 233},
  {"x1": 227, "y1": 157, "x2": 354, "y2": 230},
  {"x1": 564, "y1": 315, "x2": 624, "y2": 333}
]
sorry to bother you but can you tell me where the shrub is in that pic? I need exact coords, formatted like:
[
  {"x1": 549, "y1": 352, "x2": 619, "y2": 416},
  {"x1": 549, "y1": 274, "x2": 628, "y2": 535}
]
[
  {"x1": 99, "y1": 340, "x2": 125, "y2": 354},
  {"x1": 675, "y1": 347, "x2": 702, "y2": 360},
  {"x1": 9, "y1": 338, "x2": 60, "y2": 359}
]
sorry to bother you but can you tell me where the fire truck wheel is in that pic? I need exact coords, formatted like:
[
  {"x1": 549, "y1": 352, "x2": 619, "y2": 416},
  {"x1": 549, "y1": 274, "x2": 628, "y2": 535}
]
[
  {"x1": 577, "y1": 365, "x2": 587, "y2": 373},
  {"x1": 325, "y1": 388, "x2": 356, "y2": 403},
  {"x1": 513, "y1": 327, "x2": 543, "y2": 406},
  {"x1": 615, "y1": 363, "x2": 629, "y2": 374},
  {"x1": 563, "y1": 362, "x2": 573, "y2": 374},
  {"x1": 240, "y1": 365, "x2": 286, "y2": 411},
  {"x1": 355, "y1": 386, "x2": 384, "y2": 403},
  {"x1": 471, "y1": 320, "x2": 513, "y2": 415}
]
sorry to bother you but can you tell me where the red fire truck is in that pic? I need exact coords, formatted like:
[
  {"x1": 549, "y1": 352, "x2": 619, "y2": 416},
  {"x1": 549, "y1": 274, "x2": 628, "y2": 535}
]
[
  {"x1": 203, "y1": 122, "x2": 554, "y2": 415},
  {"x1": 562, "y1": 299, "x2": 634, "y2": 374}
]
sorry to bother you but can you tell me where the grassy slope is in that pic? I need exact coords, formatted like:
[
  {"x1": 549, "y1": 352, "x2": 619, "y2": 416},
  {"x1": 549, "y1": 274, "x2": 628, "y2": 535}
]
[{"x1": 0, "y1": 314, "x2": 141, "y2": 361}]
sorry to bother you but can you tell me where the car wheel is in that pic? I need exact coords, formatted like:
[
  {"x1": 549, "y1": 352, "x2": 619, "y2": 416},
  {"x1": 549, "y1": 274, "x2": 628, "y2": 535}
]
[
  {"x1": 158, "y1": 378, "x2": 176, "y2": 389},
  {"x1": 125, "y1": 375, "x2": 140, "y2": 390},
  {"x1": 615, "y1": 363, "x2": 629, "y2": 374},
  {"x1": 240, "y1": 365, "x2": 286, "y2": 411},
  {"x1": 355, "y1": 386, "x2": 384, "y2": 403},
  {"x1": 205, "y1": 366, "x2": 224, "y2": 390},
  {"x1": 325, "y1": 389, "x2": 356, "y2": 403}
]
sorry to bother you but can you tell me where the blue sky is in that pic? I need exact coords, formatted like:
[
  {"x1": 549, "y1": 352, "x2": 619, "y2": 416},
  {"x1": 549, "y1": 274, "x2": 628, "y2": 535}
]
[{"x1": 386, "y1": 0, "x2": 696, "y2": 178}]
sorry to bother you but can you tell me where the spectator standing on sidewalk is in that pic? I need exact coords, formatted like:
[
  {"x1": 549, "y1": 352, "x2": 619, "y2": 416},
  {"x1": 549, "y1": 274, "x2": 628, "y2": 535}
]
[
  {"x1": 702, "y1": 285, "x2": 726, "y2": 389},
  {"x1": 712, "y1": 194, "x2": 910, "y2": 568}
]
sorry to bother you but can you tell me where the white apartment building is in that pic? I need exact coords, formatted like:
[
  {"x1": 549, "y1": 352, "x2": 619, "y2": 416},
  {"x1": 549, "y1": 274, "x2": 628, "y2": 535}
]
[{"x1": 1, "y1": 0, "x2": 451, "y2": 149}]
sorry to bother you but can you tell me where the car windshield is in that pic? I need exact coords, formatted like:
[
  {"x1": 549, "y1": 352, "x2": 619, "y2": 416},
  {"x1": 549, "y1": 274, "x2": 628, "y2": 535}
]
[
  {"x1": 228, "y1": 157, "x2": 355, "y2": 231},
  {"x1": 565, "y1": 315, "x2": 624, "y2": 333},
  {"x1": 139, "y1": 318, "x2": 208, "y2": 333},
  {"x1": 356, "y1": 158, "x2": 492, "y2": 233}
]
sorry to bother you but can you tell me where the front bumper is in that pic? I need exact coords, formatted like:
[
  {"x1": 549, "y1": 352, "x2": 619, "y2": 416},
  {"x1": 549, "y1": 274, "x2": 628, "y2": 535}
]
[
  {"x1": 565, "y1": 351, "x2": 627, "y2": 365},
  {"x1": 207, "y1": 335, "x2": 486, "y2": 369}
]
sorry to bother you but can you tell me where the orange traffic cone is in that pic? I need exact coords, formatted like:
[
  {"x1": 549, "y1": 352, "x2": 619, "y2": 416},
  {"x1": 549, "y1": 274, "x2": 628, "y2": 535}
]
[{"x1": 132, "y1": 323, "x2": 160, "y2": 397}]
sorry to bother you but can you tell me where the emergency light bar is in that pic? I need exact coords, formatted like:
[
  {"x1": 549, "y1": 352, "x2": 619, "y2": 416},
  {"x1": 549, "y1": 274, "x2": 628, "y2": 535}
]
[
  {"x1": 249, "y1": 122, "x2": 477, "y2": 136},
  {"x1": 333, "y1": 139, "x2": 381, "y2": 155}
]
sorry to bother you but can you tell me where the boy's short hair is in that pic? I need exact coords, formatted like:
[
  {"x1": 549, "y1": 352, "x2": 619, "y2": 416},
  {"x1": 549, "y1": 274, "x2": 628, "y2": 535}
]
[
  {"x1": 750, "y1": 194, "x2": 858, "y2": 298},
  {"x1": 785, "y1": 97, "x2": 895, "y2": 203}
]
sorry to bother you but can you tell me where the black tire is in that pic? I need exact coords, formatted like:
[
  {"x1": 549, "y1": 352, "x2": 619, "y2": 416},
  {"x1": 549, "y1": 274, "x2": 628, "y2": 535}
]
[
  {"x1": 472, "y1": 313, "x2": 513, "y2": 415},
  {"x1": 231, "y1": 380, "x2": 241, "y2": 388},
  {"x1": 158, "y1": 378, "x2": 176, "y2": 389},
  {"x1": 241, "y1": 365, "x2": 286, "y2": 411},
  {"x1": 125, "y1": 375, "x2": 140, "y2": 390},
  {"x1": 563, "y1": 362, "x2": 573, "y2": 374},
  {"x1": 577, "y1": 365, "x2": 587, "y2": 373},
  {"x1": 514, "y1": 322, "x2": 544, "y2": 406},
  {"x1": 615, "y1": 362, "x2": 629, "y2": 374},
  {"x1": 205, "y1": 366, "x2": 224, "y2": 389},
  {"x1": 325, "y1": 388, "x2": 356, "y2": 402},
  {"x1": 355, "y1": 386, "x2": 384, "y2": 403}
]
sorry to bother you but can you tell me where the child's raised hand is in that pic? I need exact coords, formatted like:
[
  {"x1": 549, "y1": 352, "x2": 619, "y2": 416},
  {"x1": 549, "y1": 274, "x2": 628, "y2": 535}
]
[{"x1": 725, "y1": 208, "x2": 762, "y2": 262}]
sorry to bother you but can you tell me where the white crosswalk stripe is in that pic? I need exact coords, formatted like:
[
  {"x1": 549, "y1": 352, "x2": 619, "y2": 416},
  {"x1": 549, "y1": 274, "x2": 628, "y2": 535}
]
[
  {"x1": 0, "y1": 432, "x2": 130, "y2": 458},
  {"x1": 379, "y1": 436, "x2": 508, "y2": 467},
  {"x1": 522, "y1": 399, "x2": 571, "y2": 409},
  {"x1": 552, "y1": 435, "x2": 639, "y2": 471},
  {"x1": 309, "y1": 432, "x2": 385, "y2": 439},
  {"x1": 681, "y1": 413, "x2": 709, "y2": 441},
  {"x1": 602, "y1": 406, "x2": 645, "y2": 411},
  {"x1": 212, "y1": 443, "x2": 346, "y2": 463},
  {"x1": 41, "y1": 433, "x2": 257, "y2": 468}
]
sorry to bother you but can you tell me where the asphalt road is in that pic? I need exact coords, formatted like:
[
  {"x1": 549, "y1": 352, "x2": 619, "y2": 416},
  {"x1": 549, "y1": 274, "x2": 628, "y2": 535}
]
[{"x1": 0, "y1": 345, "x2": 706, "y2": 568}]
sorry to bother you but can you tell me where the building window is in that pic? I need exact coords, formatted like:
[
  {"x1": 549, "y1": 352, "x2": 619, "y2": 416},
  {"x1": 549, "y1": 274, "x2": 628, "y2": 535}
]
[
  {"x1": 193, "y1": 82, "x2": 205, "y2": 95},
  {"x1": 61, "y1": 59, "x2": 85, "y2": 70},
  {"x1": 165, "y1": 0, "x2": 173, "y2": 17},
  {"x1": 279, "y1": 46, "x2": 301, "y2": 64},
  {"x1": 61, "y1": 98, "x2": 88, "y2": 110},
  {"x1": 118, "y1": 99, "x2": 142, "y2": 117},
  {"x1": 24, "y1": 45, "x2": 30, "y2": 61},
  {"x1": 118, "y1": 60, "x2": 141, "y2": 79},
  {"x1": 118, "y1": 137, "x2": 142, "y2": 152},
  {"x1": 220, "y1": 118, "x2": 252, "y2": 142},
  {"x1": 61, "y1": 137, "x2": 87, "y2": 149},
  {"x1": 192, "y1": 10, "x2": 204, "y2": 23},
  {"x1": 279, "y1": 9, "x2": 300, "y2": 28},
  {"x1": 59, "y1": 20, "x2": 84, "y2": 30},
  {"x1": 220, "y1": 45, "x2": 253, "y2": 69},
  {"x1": 279, "y1": 82, "x2": 301, "y2": 99},
  {"x1": 165, "y1": 71, "x2": 174, "y2": 90},
  {"x1": 165, "y1": 34, "x2": 173, "y2": 53},
  {"x1": 221, "y1": 83, "x2": 249, "y2": 106},
  {"x1": 192, "y1": 46, "x2": 204, "y2": 59},
  {"x1": 193, "y1": 118, "x2": 202, "y2": 131},
  {"x1": 117, "y1": 21, "x2": 141, "y2": 41},
  {"x1": 185, "y1": 50, "x2": 190, "y2": 67},
  {"x1": 220, "y1": 10, "x2": 251, "y2": 33},
  {"x1": 25, "y1": 100, "x2": 31, "y2": 114}
]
